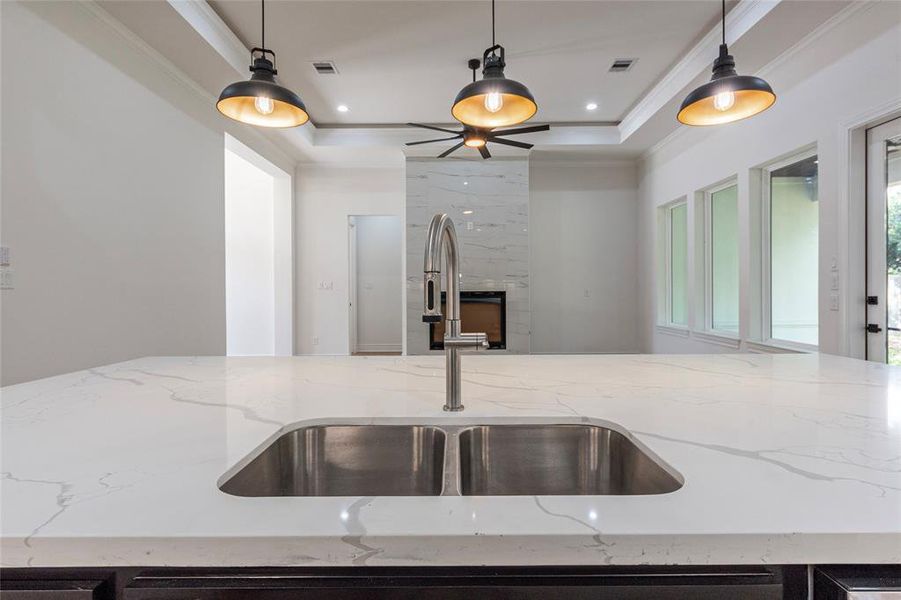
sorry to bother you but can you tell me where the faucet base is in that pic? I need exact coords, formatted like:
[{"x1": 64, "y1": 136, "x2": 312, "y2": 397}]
[{"x1": 443, "y1": 404, "x2": 465, "y2": 412}]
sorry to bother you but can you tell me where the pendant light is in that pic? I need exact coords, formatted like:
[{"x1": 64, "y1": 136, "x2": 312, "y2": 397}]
[
  {"x1": 451, "y1": 0, "x2": 537, "y2": 128},
  {"x1": 217, "y1": 0, "x2": 309, "y2": 128},
  {"x1": 677, "y1": 0, "x2": 775, "y2": 126}
]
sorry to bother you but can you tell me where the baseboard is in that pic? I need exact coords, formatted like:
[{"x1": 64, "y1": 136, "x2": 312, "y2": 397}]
[{"x1": 355, "y1": 343, "x2": 402, "y2": 353}]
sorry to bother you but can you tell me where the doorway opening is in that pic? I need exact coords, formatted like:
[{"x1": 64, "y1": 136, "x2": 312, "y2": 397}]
[
  {"x1": 866, "y1": 117, "x2": 901, "y2": 364},
  {"x1": 348, "y1": 215, "x2": 402, "y2": 355},
  {"x1": 224, "y1": 134, "x2": 293, "y2": 356}
]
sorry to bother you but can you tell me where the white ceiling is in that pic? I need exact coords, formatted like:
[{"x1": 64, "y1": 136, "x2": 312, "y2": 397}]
[
  {"x1": 206, "y1": 0, "x2": 722, "y2": 125},
  {"x1": 97, "y1": 0, "x2": 852, "y2": 163}
]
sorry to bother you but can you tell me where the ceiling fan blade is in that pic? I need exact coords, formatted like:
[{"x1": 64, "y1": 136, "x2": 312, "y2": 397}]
[
  {"x1": 406, "y1": 135, "x2": 462, "y2": 146},
  {"x1": 490, "y1": 124, "x2": 550, "y2": 136},
  {"x1": 490, "y1": 138, "x2": 533, "y2": 150},
  {"x1": 407, "y1": 123, "x2": 461, "y2": 135},
  {"x1": 479, "y1": 145, "x2": 491, "y2": 159},
  {"x1": 437, "y1": 142, "x2": 465, "y2": 158}
]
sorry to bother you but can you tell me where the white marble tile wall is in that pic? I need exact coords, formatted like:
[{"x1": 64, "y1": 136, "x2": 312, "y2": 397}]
[{"x1": 406, "y1": 158, "x2": 530, "y2": 354}]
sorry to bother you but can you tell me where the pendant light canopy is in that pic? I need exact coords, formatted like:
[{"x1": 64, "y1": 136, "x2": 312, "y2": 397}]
[
  {"x1": 217, "y1": 1, "x2": 309, "y2": 128},
  {"x1": 677, "y1": 0, "x2": 775, "y2": 126},
  {"x1": 451, "y1": 0, "x2": 537, "y2": 128}
]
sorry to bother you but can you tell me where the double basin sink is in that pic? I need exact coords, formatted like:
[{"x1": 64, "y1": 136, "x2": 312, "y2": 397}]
[{"x1": 219, "y1": 419, "x2": 683, "y2": 497}]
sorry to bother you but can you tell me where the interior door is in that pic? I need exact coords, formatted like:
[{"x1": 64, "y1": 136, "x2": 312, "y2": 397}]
[{"x1": 866, "y1": 117, "x2": 901, "y2": 363}]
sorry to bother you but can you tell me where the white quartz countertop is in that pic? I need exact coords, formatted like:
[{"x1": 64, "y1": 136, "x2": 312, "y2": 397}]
[{"x1": 2, "y1": 354, "x2": 900, "y2": 567}]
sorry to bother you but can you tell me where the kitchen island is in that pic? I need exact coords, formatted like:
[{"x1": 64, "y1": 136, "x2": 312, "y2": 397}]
[{"x1": 1, "y1": 353, "x2": 899, "y2": 573}]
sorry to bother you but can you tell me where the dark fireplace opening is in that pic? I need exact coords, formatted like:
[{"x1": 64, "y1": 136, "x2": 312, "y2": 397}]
[{"x1": 429, "y1": 291, "x2": 506, "y2": 350}]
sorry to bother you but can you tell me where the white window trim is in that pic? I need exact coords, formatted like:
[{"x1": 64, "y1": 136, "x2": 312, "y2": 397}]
[
  {"x1": 759, "y1": 146, "x2": 819, "y2": 351},
  {"x1": 660, "y1": 199, "x2": 688, "y2": 328},
  {"x1": 702, "y1": 179, "x2": 740, "y2": 337}
]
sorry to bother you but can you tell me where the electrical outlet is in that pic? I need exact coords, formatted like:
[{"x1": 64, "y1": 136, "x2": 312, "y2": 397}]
[
  {"x1": 312, "y1": 337, "x2": 319, "y2": 346},
  {"x1": 0, "y1": 246, "x2": 9, "y2": 266},
  {"x1": 829, "y1": 293, "x2": 839, "y2": 311}
]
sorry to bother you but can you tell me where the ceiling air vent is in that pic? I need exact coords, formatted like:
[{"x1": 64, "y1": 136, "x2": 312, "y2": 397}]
[
  {"x1": 609, "y1": 58, "x2": 636, "y2": 73},
  {"x1": 312, "y1": 61, "x2": 338, "y2": 75}
]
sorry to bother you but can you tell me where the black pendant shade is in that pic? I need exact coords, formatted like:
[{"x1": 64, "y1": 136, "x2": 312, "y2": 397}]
[
  {"x1": 452, "y1": 45, "x2": 537, "y2": 128},
  {"x1": 217, "y1": 0, "x2": 309, "y2": 128},
  {"x1": 677, "y1": 43, "x2": 775, "y2": 126},
  {"x1": 218, "y1": 51, "x2": 309, "y2": 128},
  {"x1": 678, "y1": 0, "x2": 775, "y2": 126}
]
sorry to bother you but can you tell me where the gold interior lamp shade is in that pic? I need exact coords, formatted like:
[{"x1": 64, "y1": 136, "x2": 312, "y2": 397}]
[
  {"x1": 217, "y1": 53, "x2": 309, "y2": 128},
  {"x1": 678, "y1": 44, "x2": 775, "y2": 126},
  {"x1": 452, "y1": 45, "x2": 537, "y2": 129}
]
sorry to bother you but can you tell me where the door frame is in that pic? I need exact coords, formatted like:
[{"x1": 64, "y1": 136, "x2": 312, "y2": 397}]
[{"x1": 347, "y1": 217, "x2": 358, "y2": 355}]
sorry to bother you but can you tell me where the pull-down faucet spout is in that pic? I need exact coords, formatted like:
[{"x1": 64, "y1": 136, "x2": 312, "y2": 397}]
[{"x1": 422, "y1": 213, "x2": 488, "y2": 411}]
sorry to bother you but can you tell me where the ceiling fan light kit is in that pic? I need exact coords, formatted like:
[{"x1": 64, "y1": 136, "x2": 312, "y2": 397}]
[
  {"x1": 677, "y1": 0, "x2": 776, "y2": 126},
  {"x1": 217, "y1": 0, "x2": 309, "y2": 128}
]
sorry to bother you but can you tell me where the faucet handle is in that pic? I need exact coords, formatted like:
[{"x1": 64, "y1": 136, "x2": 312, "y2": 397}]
[{"x1": 445, "y1": 332, "x2": 489, "y2": 351}]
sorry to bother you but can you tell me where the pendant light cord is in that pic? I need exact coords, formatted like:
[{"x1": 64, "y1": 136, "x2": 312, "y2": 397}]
[
  {"x1": 261, "y1": 0, "x2": 266, "y2": 50},
  {"x1": 721, "y1": 0, "x2": 725, "y2": 45},
  {"x1": 491, "y1": 0, "x2": 496, "y2": 47}
]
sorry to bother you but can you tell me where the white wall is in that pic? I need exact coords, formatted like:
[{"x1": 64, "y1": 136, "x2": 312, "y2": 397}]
[
  {"x1": 0, "y1": 1, "x2": 294, "y2": 385},
  {"x1": 637, "y1": 2, "x2": 901, "y2": 356},
  {"x1": 225, "y1": 149, "x2": 276, "y2": 356},
  {"x1": 353, "y1": 216, "x2": 402, "y2": 353},
  {"x1": 294, "y1": 165, "x2": 405, "y2": 355},
  {"x1": 529, "y1": 158, "x2": 640, "y2": 353}
]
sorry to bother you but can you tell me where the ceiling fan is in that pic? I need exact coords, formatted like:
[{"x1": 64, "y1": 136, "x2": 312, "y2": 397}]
[{"x1": 405, "y1": 122, "x2": 550, "y2": 159}]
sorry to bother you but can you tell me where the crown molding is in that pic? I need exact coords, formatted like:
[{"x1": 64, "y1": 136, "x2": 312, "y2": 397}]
[
  {"x1": 618, "y1": 0, "x2": 781, "y2": 143},
  {"x1": 167, "y1": 0, "x2": 248, "y2": 76}
]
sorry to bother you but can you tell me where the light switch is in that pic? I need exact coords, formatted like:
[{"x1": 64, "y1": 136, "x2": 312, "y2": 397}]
[
  {"x1": 0, "y1": 266, "x2": 13, "y2": 290},
  {"x1": 829, "y1": 293, "x2": 839, "y2": 311},
  {"x1": 0, "y1": 246, "x2": 9, "y2": 266},
  {"x1": 831, "y1": 272, "x2": 839, "y2": 290}
]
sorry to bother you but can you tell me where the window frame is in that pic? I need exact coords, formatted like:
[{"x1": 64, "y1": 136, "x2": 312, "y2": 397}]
[
  {"x1": 661, "y1": 199, "x2": 689, "y2": 329},
  {"x1": 760, "y1": 147, "x2": 819, "y2": 351},
  {"x1": 703, "y1": 179, "x2": 740, "y2": 336}
]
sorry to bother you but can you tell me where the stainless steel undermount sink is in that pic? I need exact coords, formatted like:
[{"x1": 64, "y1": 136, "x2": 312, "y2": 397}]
[
  {"x1": 219, "y1": 419, "x2": 683, "y2": 497},
  {"x1": 219, "y1": 425, "x2": 446, "y2": 497},
  {"x1": 458, "y1": 424, "x2": 682, "y2": 496}
]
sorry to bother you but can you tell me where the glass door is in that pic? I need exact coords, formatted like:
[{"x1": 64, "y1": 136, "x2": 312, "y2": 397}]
[{"x1": 866, "y1": 117, "x2": 901, "y2": 363}]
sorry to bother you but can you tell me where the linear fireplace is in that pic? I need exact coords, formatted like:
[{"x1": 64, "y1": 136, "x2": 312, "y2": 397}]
[{"x1": 429, "y1": 291, "x2": 506, "y2": 350}]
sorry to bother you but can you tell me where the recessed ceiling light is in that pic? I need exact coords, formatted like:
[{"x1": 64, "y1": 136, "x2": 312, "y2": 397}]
[
  {"x1": 336, "y1": 105, "x2": 349, "y2": 113},
  {"x1": 586, "y1": 102, "x2": 598, "y2": 111},
  {"x1": 463, "y1": 209, "x2": 474, "y2": 215},
  {"x1": 463, "y1": 181, "x2": 469, "y2": 186}
]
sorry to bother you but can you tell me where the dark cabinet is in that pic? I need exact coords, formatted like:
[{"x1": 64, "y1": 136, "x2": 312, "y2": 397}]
[
  {"x1": 814, "y1": 565, "x2": 901, "y2": 599},
  {"x1": 122, "y1": 566, "x2": 805, "y2": 600},
  {"x1": 1, "y1": 566, "x2": 808, "y2": 600},
  {"x1": 0, "y1": 579, "x2": 108, "y2": 600}
]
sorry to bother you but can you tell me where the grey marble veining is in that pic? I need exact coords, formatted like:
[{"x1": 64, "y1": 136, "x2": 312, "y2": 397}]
[
  {"x1": 406, "y1": 159, "x2": 530, "y2": 354},
  {"x1": 3, "y1": 353, "x2": 901, "y2": 567}
]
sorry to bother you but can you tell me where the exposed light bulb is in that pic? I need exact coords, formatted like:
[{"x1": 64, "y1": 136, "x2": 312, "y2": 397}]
[
  {"x1": 484, "y1": 92, "x2": 503, "y2": 113},
  {"x1": 713, "y1": 91, "x2": 735, "y2": 112},
  {"x1": 254, "y1": 96, "x2": 275, "y2": 115}
]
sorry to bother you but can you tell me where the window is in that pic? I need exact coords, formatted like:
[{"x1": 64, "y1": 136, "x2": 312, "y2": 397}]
[
  {"x1": 668, "y1": 202, "x2": 689, "y2": 326},
  {"x1": 708, "y1": 183, "x2": 739, "y2": 333},
  {"x1": 765, "y1": 152, "x2": 818, "y2": 346}
]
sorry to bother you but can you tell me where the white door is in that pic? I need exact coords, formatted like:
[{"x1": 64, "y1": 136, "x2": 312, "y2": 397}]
[{"x1": 865, "y1": 117, "x2": 901, "y2": 363}]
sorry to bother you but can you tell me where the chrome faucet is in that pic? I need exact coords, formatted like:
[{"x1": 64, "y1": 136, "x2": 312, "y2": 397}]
[{"x1": 422, "y1": 213, "x2": 488, "y2": 411}]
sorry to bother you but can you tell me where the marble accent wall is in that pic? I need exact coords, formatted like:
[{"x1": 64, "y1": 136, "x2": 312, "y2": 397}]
[{"x1": 406, "y1": 158, "x2": 529, "y2": 354}]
